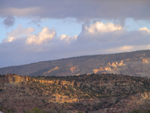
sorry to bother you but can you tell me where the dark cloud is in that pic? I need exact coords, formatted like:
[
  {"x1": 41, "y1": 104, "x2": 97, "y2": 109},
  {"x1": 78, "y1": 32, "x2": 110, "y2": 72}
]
[
  {"x1": 0, "y1": 0, "x2": 150, "y2": 21},
  {"x1": 3, "y1": 15, "x2": 15, "y2": 27}
]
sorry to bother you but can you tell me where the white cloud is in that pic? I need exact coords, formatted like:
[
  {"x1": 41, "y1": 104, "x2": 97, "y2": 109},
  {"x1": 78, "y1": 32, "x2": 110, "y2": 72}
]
[
  {"x1": 83, "y1": 22, "x2": 122, "y2": 34},
  {"x1": 26, "y1": 27, "x2": 56, "y2": 45},
  {"x1": 107, "y1": 46, "x2": 133, "y2": 53},
  {"x1": 7, "y1": 25, "x2": 34, "y2": 37},
  {"x1": 3, "y1": 25, "x2": 34, "y2": 42},
  {"x1": 118, "y1": 46, "x2": 133, "y2": 51},
  {"x1": 78, "y1": 22, "x2": 123, "y2": 44},
  {"x1": 58, "y1": 34, "x2": 77, "y2": 44},
  {"x1": 3, "y1": 36, "x2": 16, "y2": 42},
  {"x1": 139, "y1": 27, "x2": 150, "y2": 34},
  {"x1": 3, "y1": 26, "x2": 56, "y2": 45}
]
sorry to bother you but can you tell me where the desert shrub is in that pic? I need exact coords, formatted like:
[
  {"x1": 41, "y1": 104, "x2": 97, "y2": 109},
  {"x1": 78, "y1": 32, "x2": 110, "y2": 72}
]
[
  {"x1": 131, "y1": 109, "x2": 144, "y2": 113},
  {"x1": 4, "y1": 108, "x2": 14, "y2": 113},
  {"x1": 25, "y1": 108, "x2": 45, "y2": 113},
  {"x1": 78, "y1": 111, "x2": 83, "y2": 113}
]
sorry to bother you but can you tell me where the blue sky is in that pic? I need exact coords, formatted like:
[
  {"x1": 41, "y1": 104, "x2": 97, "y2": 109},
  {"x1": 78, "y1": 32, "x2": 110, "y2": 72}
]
[{"x1": 0, "y1": 0, "x2": 150, "y2": 67}]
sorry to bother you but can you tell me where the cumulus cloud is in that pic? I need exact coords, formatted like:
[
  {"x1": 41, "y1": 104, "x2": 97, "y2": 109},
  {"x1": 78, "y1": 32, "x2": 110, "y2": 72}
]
[
  {"x1": 3, "y1": 15, "x2": 15, "y2": 27},
  {"x1": 139, "y1": 27, "x2": 150, "y2": 34},
  {"x1": 78, "y1": 22, "x2": 123, "y2": 43},
  {"x1": 3, "y1": 36, "x2": 16, "y2": 43},
  {"x1": 107, "y1": 46, "x2": 133, "y2": 53},
  {"x1": 58, "y1": 34, "x2": 77, "y2": 44},
  {"x1": 3, "y1": 25, "x2": 34, "y2": 42},
  {"x1": 26, "y1": 27, "x2": 55, "y2": 45},
  {"x1": 83, "y1": 22, "x2": 122, "y2": 34}
]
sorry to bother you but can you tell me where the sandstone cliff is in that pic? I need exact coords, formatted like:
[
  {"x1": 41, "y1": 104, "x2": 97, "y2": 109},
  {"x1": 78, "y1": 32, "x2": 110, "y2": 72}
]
[{"x1": 0, "y1": 74, "x2": 79, "y2": 87}]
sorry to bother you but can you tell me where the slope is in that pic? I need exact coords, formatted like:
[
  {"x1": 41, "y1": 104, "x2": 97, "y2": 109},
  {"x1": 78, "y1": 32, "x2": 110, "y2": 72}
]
[
  {"x1": 0, "y1": 49, "x2": 150, "y2": 77},
  {"x1": 1, "y1": 74, "x2": 150, "y2": 113}
]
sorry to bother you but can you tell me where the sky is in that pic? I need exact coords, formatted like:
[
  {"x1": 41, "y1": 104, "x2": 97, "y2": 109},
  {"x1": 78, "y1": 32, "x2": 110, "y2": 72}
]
[{"x1": 0, "y1": 0, "x2": 150, "y2": 68}]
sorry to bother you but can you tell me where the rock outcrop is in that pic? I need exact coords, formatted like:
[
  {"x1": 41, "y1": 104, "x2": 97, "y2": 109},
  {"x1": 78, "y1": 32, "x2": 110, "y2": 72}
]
[
  {"x1": 93, "y1": 60, "x2": 126, "y2": 74},
  {"x1": 0, "y1": 74, "x2": 79, "y2": 87},
  {"x1": 0, "y1": 74, "x2": 31, "y2": 84}
]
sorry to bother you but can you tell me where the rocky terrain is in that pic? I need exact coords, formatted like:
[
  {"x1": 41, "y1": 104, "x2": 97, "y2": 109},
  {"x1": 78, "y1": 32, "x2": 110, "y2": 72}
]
[
  {"x1": 1, "y1": 74, "x2": 150, "y2": 113},
  {"x1": 1, "y1": 50, "x2": 150, "y2": 78}
]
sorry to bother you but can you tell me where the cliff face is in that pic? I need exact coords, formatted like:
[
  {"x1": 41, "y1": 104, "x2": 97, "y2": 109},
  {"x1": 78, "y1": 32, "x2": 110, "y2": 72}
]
[
  {"x1": 0, "y1": 74, "x2": 31, "y2": 84},
  {"x1": 0, "y1": 74, "x2": 79, "y2": 87},
  {"x1": 32, "y1": 79, "x2": 77, "y2": 86}
]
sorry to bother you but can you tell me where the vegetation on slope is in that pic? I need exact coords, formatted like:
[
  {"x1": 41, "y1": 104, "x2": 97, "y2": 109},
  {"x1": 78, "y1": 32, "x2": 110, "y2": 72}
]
[
  {"x1": 0, "y1": 74, "x2": 150, "y2": 113},
  {"x1": 1, "y1": 49, "x2": 150, "y2": 77}
]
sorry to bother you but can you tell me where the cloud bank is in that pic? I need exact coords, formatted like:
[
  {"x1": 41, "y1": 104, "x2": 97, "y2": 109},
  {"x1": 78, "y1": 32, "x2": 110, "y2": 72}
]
[
  {"x1": 1, "y1": 0, "x2": 150, "y2": 21},
  {"x1": 0, "y1": 22, "x2": 150, "y2": 67}
]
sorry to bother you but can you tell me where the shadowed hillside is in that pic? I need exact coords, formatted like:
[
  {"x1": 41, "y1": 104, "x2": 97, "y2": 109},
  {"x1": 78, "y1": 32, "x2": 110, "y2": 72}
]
[
  {"x1": 0, "y1": 50, "x2": 150, "y2": 78},
  {"x1": 1, "y1": 74, "x2": 150, "y2": 113}
]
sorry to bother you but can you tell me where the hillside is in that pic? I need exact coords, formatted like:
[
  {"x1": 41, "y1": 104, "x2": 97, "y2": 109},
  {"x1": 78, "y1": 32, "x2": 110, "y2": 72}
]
[
  {"x1": 1, "y1": 74, "x2": 150, "y2": 113},
  {"x1": 0, "y1": 50, "x2": 150, "y2": 78}
]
